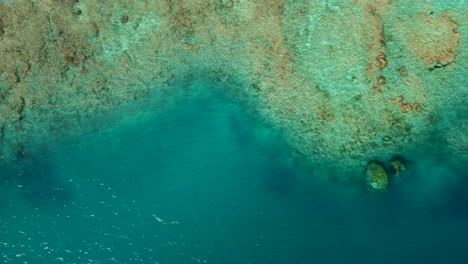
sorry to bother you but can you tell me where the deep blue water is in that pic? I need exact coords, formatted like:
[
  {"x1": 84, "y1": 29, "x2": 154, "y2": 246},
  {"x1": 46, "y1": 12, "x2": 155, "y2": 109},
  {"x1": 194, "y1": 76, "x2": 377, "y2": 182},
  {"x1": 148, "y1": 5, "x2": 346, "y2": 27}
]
[{"x1": 1, "y1": 82, "x2": 467, "y2": 263}]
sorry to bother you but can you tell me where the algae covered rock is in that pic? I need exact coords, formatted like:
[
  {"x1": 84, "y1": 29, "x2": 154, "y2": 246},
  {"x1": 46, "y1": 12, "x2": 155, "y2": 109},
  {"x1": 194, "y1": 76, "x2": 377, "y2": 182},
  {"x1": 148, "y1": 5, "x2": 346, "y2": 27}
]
[
  {"x1": 365, "y1": 162, "x2": 388, "y2": 191},
  {"x1": 391, "y1": 159, "x2": 406, "y2": 176}
]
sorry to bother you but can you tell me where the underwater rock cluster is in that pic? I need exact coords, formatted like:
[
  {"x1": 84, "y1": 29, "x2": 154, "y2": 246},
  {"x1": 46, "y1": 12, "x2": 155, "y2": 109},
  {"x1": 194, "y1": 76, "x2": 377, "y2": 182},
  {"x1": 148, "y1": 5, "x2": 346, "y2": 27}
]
[
  {"x1": 365, "y1": 157, "x2": 409, "y2": 191},
  {"x1": 366, "y1": 162, "x2": 388, "y2": 191},
  {"x1": 0, "y1": 0, "x2": 466, "y2": 183}
]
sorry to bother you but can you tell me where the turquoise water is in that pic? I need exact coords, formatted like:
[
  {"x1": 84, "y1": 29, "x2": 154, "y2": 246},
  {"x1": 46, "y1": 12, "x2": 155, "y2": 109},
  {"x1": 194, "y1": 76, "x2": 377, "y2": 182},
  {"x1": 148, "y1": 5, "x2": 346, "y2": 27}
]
[{"x1": 1, "y1": 82, "x2": 467, "y2": 263}]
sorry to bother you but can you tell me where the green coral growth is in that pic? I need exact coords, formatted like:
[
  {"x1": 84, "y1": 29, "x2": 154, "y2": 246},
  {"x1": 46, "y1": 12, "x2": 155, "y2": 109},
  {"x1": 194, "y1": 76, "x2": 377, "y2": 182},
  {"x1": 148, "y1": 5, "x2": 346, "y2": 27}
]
[{"x1": 366, "y1": 162, "x2": 389, "y2": 191}]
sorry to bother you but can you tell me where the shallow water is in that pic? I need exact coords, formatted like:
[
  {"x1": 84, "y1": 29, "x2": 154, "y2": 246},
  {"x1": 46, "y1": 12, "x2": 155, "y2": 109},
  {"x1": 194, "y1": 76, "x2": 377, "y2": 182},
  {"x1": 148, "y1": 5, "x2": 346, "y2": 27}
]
[{"x1": 1, "y1": 82, "x2": 467, "y2": 263}]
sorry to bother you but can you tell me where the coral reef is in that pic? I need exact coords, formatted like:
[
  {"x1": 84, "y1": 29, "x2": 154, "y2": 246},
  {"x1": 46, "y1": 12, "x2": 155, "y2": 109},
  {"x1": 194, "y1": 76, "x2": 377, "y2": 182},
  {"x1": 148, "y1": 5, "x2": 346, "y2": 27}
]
[
  {"x1": 365, "y1": 162, "x2": 389, "y2": 191},
  {"x1": 0, "y1": 0, "x2": 466, "y2": 182}
]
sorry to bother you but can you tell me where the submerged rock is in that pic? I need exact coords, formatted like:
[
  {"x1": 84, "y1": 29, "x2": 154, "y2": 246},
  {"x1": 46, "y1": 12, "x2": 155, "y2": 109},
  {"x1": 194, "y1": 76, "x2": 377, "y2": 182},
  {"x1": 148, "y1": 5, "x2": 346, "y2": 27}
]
[
  {"x1": 390, "y1": 158, "x2": 406, "y2": 176},
  {"x1": 365, "y1": 162, "x2": 388, "y2": 191}
]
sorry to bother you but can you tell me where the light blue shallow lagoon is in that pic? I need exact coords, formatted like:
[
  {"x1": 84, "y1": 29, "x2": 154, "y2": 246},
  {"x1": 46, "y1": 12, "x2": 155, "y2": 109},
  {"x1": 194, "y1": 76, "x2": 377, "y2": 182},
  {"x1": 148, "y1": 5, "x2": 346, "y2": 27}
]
[{"x1": 1, "y1": 81, "x2": 467, "y2": 263}]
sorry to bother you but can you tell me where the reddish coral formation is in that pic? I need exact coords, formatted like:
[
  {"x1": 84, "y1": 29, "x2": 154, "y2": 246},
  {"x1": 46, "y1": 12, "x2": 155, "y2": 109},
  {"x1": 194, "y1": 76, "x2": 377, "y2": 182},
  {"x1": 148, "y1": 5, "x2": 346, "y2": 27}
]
[
  {"x1": 390, "y1": 96, "x2": 422, "y2": 113},
  {"x1": 377, "y1": 76, "x2": 386, "y2": 85},
  {"x1": 372, "y1": 76, "x2": 386, "y2": 93},
  {"x1": 372, "y1": 86, "x2": 382, "y2": 93},
  {"x1": 399, "y1": 103, "x2": 413, "y2": 113},
  {"x1": 361, "y1": 0, "x2": 392, "y2": 81},
  {"x1": 390, "y1": 96, "x2": 404, "y2": 104},
  {"x1": 406, "y1": 14, "x2": 460, "y2": 66},
  {"x1": 377, "y1": 54, "x2": 388, "y2": 69},
  {"x1": 249, "y1": 0, "x2": 293, "y2": 79}
]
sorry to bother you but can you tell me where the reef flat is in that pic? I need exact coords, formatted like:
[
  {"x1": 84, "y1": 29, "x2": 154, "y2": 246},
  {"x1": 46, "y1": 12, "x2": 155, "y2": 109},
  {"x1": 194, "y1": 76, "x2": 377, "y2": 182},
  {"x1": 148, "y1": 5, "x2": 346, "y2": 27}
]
[{"x1": 0, "y1": 0, "x2": 466, "y2": 182}]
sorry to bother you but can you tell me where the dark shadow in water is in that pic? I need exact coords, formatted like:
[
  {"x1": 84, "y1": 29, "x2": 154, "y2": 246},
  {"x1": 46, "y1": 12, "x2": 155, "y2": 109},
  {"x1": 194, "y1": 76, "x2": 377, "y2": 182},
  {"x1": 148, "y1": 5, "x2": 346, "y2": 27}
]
[
  {"x1": 264, "y1": 169, "x2": 296, "y2": 196},
  {"x1": 430, "y1": 167, "x2": 468, "y2": 219},
  {"x1": 418, "y1": 108, "x2": 468, "y2": 218},
  {"x1": 386, "y1": 152, "x2": 468, "y2": 222},
  {"x1": 0, "y1": 146, "x2": 73, "y2": 206},
  {"x1": 225, "y1": 99, "x2": 297, "y2": 197}
]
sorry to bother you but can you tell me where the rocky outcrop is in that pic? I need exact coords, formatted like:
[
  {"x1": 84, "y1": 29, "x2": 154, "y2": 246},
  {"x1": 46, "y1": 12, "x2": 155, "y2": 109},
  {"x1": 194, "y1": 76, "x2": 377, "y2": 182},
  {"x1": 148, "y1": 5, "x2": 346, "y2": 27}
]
[{"x1": 366, "y1": 162, "x2": 389, "y2": 191}]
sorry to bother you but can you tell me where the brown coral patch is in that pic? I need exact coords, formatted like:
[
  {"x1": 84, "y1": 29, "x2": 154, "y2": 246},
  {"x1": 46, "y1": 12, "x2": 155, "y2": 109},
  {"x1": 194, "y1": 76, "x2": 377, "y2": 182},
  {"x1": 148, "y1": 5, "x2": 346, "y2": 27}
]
[
  {"x1": 390, "y1": 96, "x2": 422, "y2": 113},
  {"x1": 407, "y1": 14, "x2": 460, "y2": 66},
  {"x1": 377, "y1": 54, "x2": 388, "y2": 69},
  {"x1": 372, "y1": 76, "x2": 386, "y2": 93},
  {"x1": 377, "y1": 76, "x2": 386, "y2": 85},
  {"x1": 390, "y1": 95, "x2": 404, "y2": 104},
  {"x1": 372, "y1": 85, "x2": 382, "y2": 93},
  {"x1": 361, "y1": 0, "x2": 392, "y2": 81}
]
